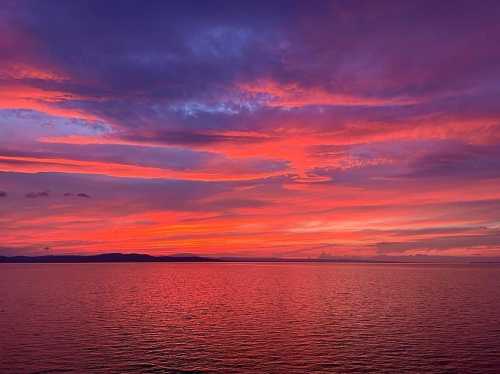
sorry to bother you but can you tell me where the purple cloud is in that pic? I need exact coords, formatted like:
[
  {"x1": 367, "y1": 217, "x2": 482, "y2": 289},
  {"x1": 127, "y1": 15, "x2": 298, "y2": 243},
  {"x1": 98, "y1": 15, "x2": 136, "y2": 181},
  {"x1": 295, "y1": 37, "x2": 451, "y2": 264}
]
[{"x1": 25, "y1": 191, "x2": 50, "y2": 199}]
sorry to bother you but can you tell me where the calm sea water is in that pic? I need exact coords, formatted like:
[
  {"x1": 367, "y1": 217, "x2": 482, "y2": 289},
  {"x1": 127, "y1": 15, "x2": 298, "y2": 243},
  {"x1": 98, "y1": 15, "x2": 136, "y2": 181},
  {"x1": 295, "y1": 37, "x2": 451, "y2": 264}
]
[{"x1": 1, "y1": 263, "x2": 499, "y2": 373}]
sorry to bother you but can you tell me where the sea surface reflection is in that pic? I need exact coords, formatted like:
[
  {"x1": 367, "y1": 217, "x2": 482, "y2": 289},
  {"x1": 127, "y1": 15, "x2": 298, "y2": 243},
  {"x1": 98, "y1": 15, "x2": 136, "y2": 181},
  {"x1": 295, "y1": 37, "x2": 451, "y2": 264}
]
[{"x1": 1, "y1": 263, "x2": 500, "y2": 373}]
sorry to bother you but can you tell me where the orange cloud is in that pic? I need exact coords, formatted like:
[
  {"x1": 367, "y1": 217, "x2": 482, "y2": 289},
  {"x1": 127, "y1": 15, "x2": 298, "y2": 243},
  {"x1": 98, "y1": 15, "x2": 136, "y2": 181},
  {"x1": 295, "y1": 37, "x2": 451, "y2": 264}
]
[
  {"x1": 0, "y1": 154, "x2": 283, "y2": 181},
  {"x1": 239, "y1": 80, "x2": 418, "y2": 108}
]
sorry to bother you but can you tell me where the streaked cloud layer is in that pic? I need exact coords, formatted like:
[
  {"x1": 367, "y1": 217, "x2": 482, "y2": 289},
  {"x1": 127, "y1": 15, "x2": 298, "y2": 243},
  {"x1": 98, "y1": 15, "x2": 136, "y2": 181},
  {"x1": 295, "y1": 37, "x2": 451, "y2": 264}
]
[{"x1": 1, "y1": 0, "x2": 500, "y2": 257}]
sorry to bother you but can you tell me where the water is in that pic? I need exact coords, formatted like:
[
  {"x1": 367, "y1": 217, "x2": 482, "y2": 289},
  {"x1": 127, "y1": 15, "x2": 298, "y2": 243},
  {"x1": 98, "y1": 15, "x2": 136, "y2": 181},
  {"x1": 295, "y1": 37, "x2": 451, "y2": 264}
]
[{"x1": 1, "y1": 263, "x2": 499, "y2": 373}]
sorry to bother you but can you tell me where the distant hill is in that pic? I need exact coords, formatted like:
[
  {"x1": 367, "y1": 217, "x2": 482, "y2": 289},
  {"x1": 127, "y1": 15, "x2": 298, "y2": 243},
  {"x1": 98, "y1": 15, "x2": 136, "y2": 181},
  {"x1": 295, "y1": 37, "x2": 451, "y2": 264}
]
[
  {"x1": 0, "y1": 253, "x2": 390, "y2": 264},
  {"x1": 1, "y1": 253, "x2": 498, "y2": 264},
  {"x1": 0, "y1": 253, "x2": 220, "y2": 263}
]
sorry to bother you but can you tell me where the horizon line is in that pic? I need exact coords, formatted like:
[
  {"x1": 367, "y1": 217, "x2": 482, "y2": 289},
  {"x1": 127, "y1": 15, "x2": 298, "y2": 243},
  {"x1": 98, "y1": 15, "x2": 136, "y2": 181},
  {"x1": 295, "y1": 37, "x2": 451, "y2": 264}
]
[{"x1": 1, "y1": 252, "x2": 500, "y2": 264}]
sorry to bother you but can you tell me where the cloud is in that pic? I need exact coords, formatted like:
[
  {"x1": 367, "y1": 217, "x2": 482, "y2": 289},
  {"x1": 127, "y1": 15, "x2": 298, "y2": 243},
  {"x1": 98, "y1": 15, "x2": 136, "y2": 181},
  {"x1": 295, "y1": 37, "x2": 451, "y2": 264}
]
[
  {"x1": 64, "y1": 192, "x2": 91, "y2": 198},
  {"x1": 2, "y1": 0, "x2": 498, "y2": 128},
  {"x1": 407, "y1": 143, "x2": 500, "y2": 179},
  {"x1": 0, "y1": 191, "x2": 6, "y2": 197},
  {"x1": 121, "y1": 130, "x2": 273, "y2": 147},
  {"x1": 25, "y1": 191, "x2": 49, "y2": 198},
  {"x1": 376, "y1": 230, "x2": 500, "y2": 254}
]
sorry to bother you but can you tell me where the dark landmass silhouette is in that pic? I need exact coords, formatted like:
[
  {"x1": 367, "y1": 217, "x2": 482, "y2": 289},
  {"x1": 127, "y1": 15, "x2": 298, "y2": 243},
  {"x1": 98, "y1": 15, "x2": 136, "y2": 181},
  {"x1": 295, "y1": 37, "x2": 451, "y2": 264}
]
[
  {"x1": 1, "y1": 253, "x2": 499, "y2": 264},
  {"x1": 0, "y1": 253, "x2": 220, "y2": 263}
]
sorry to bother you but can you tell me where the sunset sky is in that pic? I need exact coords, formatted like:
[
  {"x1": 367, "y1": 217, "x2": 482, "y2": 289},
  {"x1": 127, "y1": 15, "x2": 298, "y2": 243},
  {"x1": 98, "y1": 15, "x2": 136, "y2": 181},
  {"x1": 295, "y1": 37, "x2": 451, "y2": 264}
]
[{"x1": 1, "y1": 1, "x2": 500, "y2": 257}]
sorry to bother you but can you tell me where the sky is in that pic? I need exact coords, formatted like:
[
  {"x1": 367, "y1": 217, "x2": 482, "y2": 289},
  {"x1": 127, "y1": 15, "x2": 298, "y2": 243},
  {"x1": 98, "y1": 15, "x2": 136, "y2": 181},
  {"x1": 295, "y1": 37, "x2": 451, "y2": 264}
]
[{"x1": 1, "y1": 0, "x2": 500, "y2": 258}]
